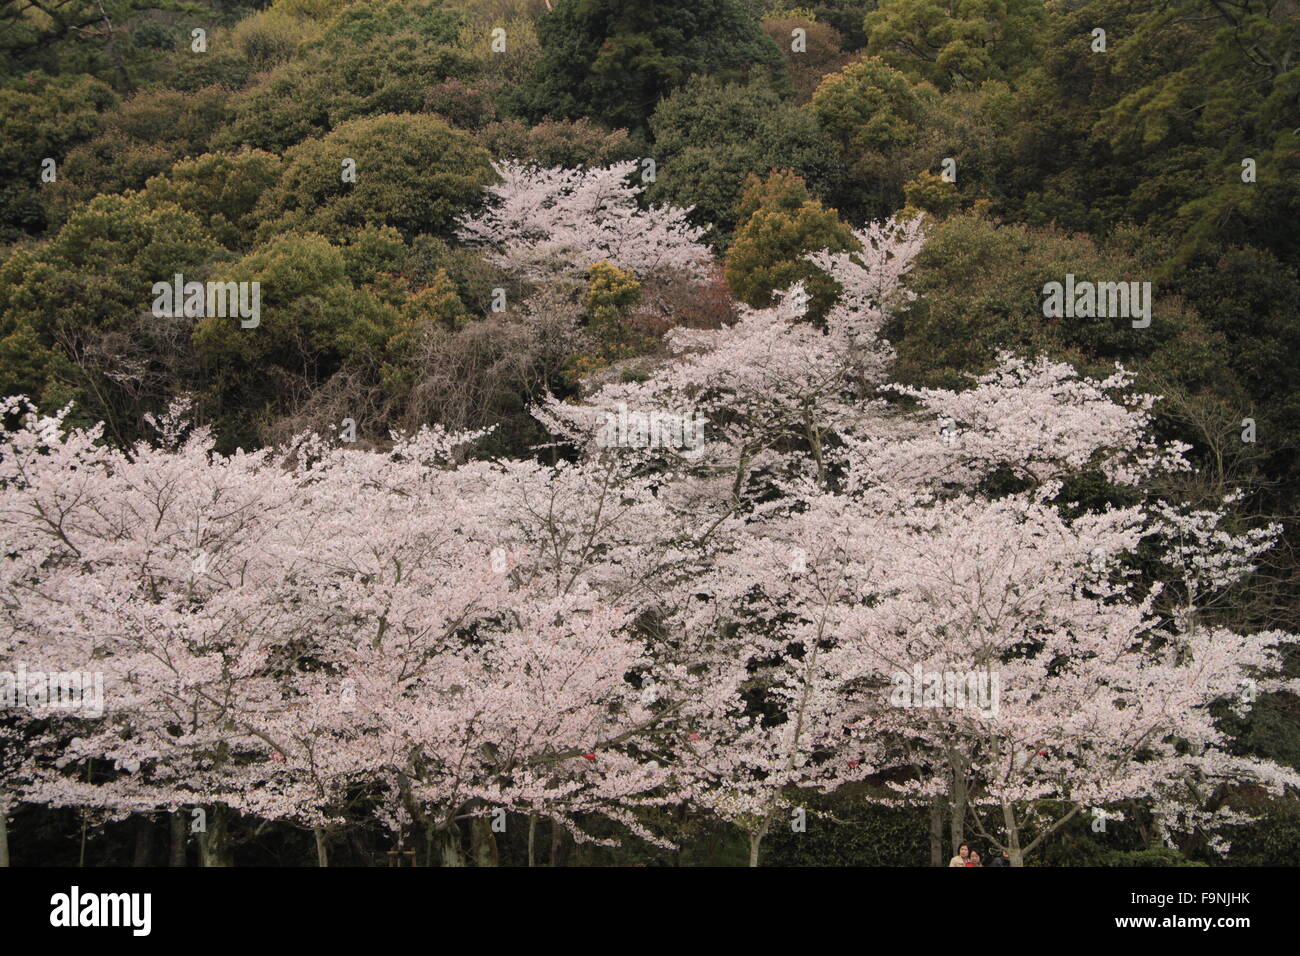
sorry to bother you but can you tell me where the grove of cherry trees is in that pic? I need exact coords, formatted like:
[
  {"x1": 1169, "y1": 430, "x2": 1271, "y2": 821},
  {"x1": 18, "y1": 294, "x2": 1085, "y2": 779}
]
[{"x1": 3, "y1": 163, "x2": 1296, "y2": 867}]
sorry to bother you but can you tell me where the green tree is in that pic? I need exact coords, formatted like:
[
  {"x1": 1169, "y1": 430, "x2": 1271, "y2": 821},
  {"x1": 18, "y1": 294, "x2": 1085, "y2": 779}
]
[
  {"x1": 1171, "y1": 244, "x2": 1300, "y2": 485},
  {"x1": 522, "y1": 0, "x2": 785, "y2": 132},
  {"x1": 191, "y1": 232, "x2": 402, "y2": 449},
  {"x1": 796, "y1": 1, "x2": 875, "y2": 51},
  {"x1": 0, "y1": 0, "x2": 244, "y2": 84},
  {"x1": 0, "y1": 193, "x2": 222, "y2": 438},
  {"x1": 0, "y1": 73, "x2": 116, "y2": 239},
  {"x1": 864, "y1": 0, "x2": 1044, "y2": 90},
  {"x1": 901, "y1": 169, "x2": 959, "y2": 219},
  {"x1": 724, "y1": 169, "x2": 859, "y2": 321},
  {"x1": 254, "y1": 113, "x2": 495, "y2": 242},
  {"x1": 41, "y1": 86, "x2": 229, "y2": 229},
  {"x1": 229, "y1": 7, "x2": 322, "y2": 72},
  {"x1": 811, "y1": 54, "x2": 928, "y2": 153},
  {"x1": 761, "y1": 13, "x2": 852, "y2": 103},
  {"x1": 216, "y1": 1, "x2": 476, "y2": 152},
  {"x1": 649, "y1": 76, "x2": 840, "y2": 244},
  {"x1": 809, "y1": 55, "x2": 932, "y2": 221},
  {"x1": 381, "y1": 267, "x2": 468, "y2": 397},
  {"x1": 581, "y1": 260, "x2": 645, "y2": 365},
  {"x1": 142, "y1": 150, "x2": 284, "y2": 250},
  {"x1": 478, "y1": 117, "x2": 639, "y2": 168},
  {"x1": 887, "y1": 213, "x2": 1232, "y2": 405},
  {"x1": 992, "y1": 0, "x2": 1299, "y2": 265}
]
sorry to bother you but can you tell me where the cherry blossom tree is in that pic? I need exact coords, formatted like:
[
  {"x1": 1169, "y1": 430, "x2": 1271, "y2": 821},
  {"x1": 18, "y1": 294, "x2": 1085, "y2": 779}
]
[
  {"x1": 0, "y1": 398, "x2": 311, "y2": 863},
  {"x1": 534, "y1": 216, "x2": 927, "y2": 510},
  {"x1": 458, "y1": 160, "x2": 714, "y2": 283},
  {"x1": 535, "y1": 213, "x2": 1299, "y2": 865},
  {"x1": 0, "y1": 401, "x2": 690, "y2": 863},
  {"x1": 3, "y1": 204, "x2": 1296, "y2": 870}
]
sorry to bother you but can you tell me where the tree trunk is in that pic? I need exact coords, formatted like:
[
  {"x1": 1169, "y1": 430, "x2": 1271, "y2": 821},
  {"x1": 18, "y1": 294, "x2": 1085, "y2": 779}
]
[
  {"x1": 749, "y1": 807, "x2": 777, "y2": 867},
  {"x1": 133, "y1": 815, "x2": 153, "y2": 867},
  {"x1": 674, "y1": 804, "x2": 688, "y2": 867},
  {"x1": 314, "y1": 827, "x2": 329, "y2": 867},
  {"x1": 1000, "y1": 798, "x2": 1024, "y2": 867},
  {"x1": 349, "y1": 826, "x2": 370, "y2": 866},
  {"x1": 949, "y1": 766, "x2": 967, "y2": 851},
  {"x1": 929, "y1": 797, "x2": 945, "y2": 866},
  {"x1": 439, "y1": 823, "x2": 465, "y2": 867},
  {"x1": 199, "y1": 805, "x2": 232, "y2": 867},
  {"x1": 549, "y1": 818, "x2": 563, "y2": 867},
  {"x1": 169, "y1": 811, "x2": 186, "y2": 866},
  {"x1": 470, "y1": 816, "x2": 499, "y2": 866},
  {"x1": 1130, "y1": 798, "x2": 1155, "y2": 848},
  {"x1": 0, "y1": 802, "x2": 9, "y2": 867},
  {"x1": 527, "y1": 813, "x2": 537, "y2": 867}
]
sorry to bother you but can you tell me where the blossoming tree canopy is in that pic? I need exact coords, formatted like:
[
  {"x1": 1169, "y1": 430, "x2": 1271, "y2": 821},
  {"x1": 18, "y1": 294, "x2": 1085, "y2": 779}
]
[
  {"x1": 457, "y1": 160, "x2": 713, "y2": 281},
  {"x1": 2, "y1": 205, "x2": 1296, "y2": 867},
  {"x1": 0, "y1": 399, "x2": 681, "y2": 844}
]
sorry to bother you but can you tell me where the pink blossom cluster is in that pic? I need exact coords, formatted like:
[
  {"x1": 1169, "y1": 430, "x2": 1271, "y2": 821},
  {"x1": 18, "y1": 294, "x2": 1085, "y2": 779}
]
[{"x1": 3, "y1": 207, "x2": 1296, "y2": 864}]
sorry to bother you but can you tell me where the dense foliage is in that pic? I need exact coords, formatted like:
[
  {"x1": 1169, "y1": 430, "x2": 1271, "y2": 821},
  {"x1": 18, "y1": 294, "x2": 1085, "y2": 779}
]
[{"x1": 1, "y1": 0, "x2": 1298, "y2": 867}]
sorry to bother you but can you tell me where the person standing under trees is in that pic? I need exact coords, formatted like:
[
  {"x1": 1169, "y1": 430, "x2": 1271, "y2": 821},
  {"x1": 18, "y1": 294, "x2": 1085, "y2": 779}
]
[
  {"x1": 989, "y1": 850, "x2": 1011, "y2": 867},
  {"x1": 949, "y1": 843, "x2": 971, "y2": 866},
  {"x1": 966, "y1": 850, "x2": 983, "y2": 867}
]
